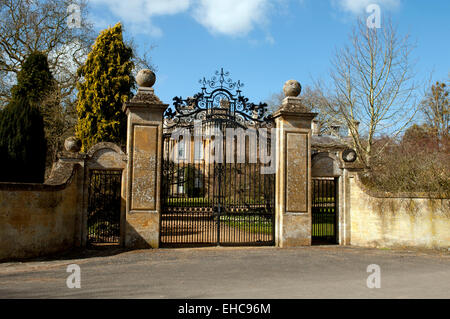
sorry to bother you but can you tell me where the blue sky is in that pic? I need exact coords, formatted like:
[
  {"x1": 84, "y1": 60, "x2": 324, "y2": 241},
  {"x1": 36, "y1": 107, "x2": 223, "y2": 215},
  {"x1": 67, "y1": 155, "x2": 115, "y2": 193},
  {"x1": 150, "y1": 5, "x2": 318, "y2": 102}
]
[{"x1": 87, "y1": 0, "x2": 450, "y2": 107}]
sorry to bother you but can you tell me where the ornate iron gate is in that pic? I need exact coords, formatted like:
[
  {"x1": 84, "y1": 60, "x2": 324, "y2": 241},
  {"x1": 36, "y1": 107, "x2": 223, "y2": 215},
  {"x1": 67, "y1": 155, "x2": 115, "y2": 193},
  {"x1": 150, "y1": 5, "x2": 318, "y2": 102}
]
[
  {"x1": 312, "y1": 178, "x2": 338, "y2": 244},
  {"x1": 87, "y1": 170, "x2": 122, "y2": 244},
  {"x1": 160, "y1": 69, "x2": 275, "y2": 247}
]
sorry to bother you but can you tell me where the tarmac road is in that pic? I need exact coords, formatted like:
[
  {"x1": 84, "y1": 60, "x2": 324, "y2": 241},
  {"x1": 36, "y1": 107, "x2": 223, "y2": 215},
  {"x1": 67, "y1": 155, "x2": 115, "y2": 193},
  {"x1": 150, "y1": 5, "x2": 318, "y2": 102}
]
[{"x1": 0, "y1": 246, "x2": 449, "y2": 299}]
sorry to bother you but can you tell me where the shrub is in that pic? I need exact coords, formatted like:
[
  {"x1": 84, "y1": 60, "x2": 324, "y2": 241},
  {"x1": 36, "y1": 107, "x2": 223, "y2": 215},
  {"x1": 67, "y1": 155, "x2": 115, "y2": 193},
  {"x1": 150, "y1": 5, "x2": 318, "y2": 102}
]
[{"x1": 360, "y1": 126, "x2": 450, "y2": 197}]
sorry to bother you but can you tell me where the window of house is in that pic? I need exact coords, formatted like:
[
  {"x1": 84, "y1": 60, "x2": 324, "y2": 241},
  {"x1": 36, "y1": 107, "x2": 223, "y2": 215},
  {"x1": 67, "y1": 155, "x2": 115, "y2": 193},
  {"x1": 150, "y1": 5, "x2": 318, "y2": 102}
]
[
  {"x1": 178, "y1": 138, "x2": 186, "y2": 160},
  {"x1": 194, "y1": 140, "x2": 204, "y2": 161},
  {"x1": 177, "y1": 168, "x2": 185, "y2": 194},
  {"x1": 194, "y1": 174, "x2": 203, "y2": 188}
]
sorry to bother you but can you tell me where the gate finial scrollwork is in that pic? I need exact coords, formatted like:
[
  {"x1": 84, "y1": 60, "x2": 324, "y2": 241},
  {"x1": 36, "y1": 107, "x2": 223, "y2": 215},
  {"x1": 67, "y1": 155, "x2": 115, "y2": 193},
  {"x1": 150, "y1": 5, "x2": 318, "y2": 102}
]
[{"x1": 164, "y1": 68, "x2": 273, "y2": 129}]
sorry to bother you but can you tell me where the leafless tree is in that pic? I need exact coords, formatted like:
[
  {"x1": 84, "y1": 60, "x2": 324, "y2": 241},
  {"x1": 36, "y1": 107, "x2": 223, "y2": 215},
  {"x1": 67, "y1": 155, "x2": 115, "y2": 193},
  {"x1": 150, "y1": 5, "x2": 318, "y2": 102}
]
[
  {"x1": 420, "y1": 77, "x2": 449, "y2": 139},
  {"x1": 0, "y1": 0, "x2": 95, "y2": 107},
  {"x1": 266, "y1": 86, "x2": 343, "y2": 135},
  {"x1": 313, "y1": 18, "x2": 418, "y2": 168}
]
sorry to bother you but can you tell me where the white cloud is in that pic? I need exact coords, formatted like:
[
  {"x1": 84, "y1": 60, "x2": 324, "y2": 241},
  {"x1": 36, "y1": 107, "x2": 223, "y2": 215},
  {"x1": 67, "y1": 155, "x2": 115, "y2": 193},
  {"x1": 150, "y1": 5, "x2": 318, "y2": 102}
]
[
  {"x1": 90, "y1": 0, "x2": 273, "y2": 38},
  {"x1": 90, "y1": 0, "x2": 191, "y2": 36},
  {"x1": 333, "y1": 0, "x2": 401, "y2": 14},
  {"x1": 192, "y1": 0, "x2": 270, "y2": 37}
]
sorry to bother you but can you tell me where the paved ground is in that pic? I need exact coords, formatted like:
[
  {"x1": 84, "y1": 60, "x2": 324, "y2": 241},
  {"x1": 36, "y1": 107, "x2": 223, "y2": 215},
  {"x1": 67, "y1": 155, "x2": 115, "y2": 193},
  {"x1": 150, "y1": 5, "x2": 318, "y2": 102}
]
[{"x1": 0, "y1": 246, "x2": 449, "y2": 299}]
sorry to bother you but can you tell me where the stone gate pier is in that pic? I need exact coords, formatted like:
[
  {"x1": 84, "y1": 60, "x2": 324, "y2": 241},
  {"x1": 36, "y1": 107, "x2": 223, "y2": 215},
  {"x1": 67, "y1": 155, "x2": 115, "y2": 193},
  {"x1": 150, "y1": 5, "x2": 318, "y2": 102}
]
[
  {"x1": 273, "y1": 83, "x2": 317, "y2": 247},
  {"x1": 122, "y1": 76, "x2": 168, "y2": 248}
]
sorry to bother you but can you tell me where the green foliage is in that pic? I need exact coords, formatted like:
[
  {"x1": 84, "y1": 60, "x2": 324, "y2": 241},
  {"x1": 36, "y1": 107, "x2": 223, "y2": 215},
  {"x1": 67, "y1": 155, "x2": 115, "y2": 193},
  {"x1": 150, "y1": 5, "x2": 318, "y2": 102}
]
[
  {"x1": 76, "y1": 23, "x2": 134, "y2": 152},
  {"x1": 8, "y1": 51, "x2": 62, "y2": 176},
  {"x1": 0, "y1": 98, "x2": 46, "y2": 182},
  {"x1": 11, "y1": 51, "x2": 54, "y2": 104},
  {"x1": 0, "y1": 52, "x2": 51, "y2": 183}
]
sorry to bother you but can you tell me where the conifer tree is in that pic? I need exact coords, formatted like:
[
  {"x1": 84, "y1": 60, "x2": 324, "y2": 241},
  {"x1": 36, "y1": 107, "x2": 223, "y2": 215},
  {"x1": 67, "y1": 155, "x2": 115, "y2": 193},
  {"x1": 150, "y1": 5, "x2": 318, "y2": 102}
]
[
  {"x1": 11, "y1": 52, "x2": 54, "y2": 104},
  {"x1": 0, "y1": 98, "x2": 46, "y2": 182},
  {"x1": 0, "y1": 51, "x2": 50, "y2": 182},
  {"x1": 76, "y1": 23, "x2": 134, "y2": 151}
]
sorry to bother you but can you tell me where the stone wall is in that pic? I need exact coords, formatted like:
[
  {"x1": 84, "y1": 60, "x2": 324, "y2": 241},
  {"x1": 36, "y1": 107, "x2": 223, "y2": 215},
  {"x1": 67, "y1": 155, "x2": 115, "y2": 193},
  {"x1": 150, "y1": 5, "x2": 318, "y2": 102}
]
[
  {"x1": 0, "y1": 163, "x2": 83, "y2": 261},
  {"x1": 349, "y1": 174, "x2": 450, "y2": 249},
  {"x1": 0, "y1": 142, "x2": 127, "y2": 261}
]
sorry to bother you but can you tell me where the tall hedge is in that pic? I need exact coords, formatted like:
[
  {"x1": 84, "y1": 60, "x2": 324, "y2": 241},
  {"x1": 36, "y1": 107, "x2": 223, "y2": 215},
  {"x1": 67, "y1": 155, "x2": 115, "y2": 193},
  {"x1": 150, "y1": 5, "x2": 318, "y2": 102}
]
[
  {"x1": 0, "y1": 52, "x2": 50, "y2": 183},
  {"x1": 76, "y1": 23, "x2": 134, "y2": 152}
]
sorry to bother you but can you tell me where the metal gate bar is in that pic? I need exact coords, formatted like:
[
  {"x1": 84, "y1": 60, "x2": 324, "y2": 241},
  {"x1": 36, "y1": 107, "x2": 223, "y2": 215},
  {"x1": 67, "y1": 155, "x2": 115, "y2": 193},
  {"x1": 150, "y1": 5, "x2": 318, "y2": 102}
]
[
  {"x1": 160, "y1": 121, "x2": 275, "y2": 247},
  {"x1": 312, "y1": 178, "x2": 338, "y2": 244},
  {"x1": 160, "y1": 69, "x2": 275, "y2": 248},
  {"x1": 87, "y1": 170, "x2": 122, "y2": 244}
]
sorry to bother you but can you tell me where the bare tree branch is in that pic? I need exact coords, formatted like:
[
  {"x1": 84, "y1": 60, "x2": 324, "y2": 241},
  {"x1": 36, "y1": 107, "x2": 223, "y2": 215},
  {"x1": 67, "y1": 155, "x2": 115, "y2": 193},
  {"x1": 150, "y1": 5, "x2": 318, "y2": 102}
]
[{"x1": 313, "y1": 17, "x2": 418, "y2": 168}]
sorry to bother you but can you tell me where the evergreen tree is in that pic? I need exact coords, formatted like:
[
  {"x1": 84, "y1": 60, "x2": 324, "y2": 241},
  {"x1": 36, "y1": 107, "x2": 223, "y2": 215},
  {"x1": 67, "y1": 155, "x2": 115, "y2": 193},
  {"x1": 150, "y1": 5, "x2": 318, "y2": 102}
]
[
  {"x1": 0, "y1": 52, "x2": 50, "y2": 183},
  {"x1": 11, "y1": 52, "x2": 54, "y2": 104},
  {"x1": 10, "y1": 51, "x2": 58, "y2": 175},
  {"x1": 0, "y1": 99, "x2": 46, "y2": 183},
  {"x1": 76, "y1": 23, "x2": 134, "y2": 152}
]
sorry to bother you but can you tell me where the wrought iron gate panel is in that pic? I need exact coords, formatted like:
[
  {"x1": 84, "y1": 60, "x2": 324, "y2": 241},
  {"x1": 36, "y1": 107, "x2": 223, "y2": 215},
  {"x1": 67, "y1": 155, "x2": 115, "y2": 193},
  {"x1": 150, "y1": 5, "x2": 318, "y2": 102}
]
[
  {"x1": 312, "y1": 178, "x2": 338, "y2": 244},
  {"x1": 87, "y1": 170, "x2": 122, "y2": 244},
  {"x1": 160, "y1": 69, "x2": 275, "y2": 247}
]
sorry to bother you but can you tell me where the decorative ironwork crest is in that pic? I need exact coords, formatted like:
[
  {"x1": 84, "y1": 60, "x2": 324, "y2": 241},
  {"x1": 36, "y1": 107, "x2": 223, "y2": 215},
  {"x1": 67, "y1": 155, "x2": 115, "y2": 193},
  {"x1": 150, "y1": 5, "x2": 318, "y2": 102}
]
[{"x1": 164, "y1": 68, "x2": 273, "y2": 129}]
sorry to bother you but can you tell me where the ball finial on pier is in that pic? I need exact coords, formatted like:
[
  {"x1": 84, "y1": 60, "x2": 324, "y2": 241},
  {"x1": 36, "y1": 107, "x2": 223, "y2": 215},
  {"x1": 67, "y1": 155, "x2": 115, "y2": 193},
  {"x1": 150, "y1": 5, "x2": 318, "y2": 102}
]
[
  {"x1": 283, "y1": 80, "x2": 302, "y2": 97},
  {"x1": 136, "y1": 69, "x2": 156, "y2": 88}
]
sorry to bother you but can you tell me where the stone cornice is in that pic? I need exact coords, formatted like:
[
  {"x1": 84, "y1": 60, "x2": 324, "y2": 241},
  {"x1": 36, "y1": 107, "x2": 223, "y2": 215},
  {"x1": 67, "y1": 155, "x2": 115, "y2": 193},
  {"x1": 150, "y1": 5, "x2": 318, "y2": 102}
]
[
  {"x1": 0, "y1": 162, "x2": 81, "y2": 191},
  {"x1": 123, "y1": 87, "x2": 169, "y2": 114},
  {"x1": 272, "y1": 97, "x2": 317, "y2": 119}
]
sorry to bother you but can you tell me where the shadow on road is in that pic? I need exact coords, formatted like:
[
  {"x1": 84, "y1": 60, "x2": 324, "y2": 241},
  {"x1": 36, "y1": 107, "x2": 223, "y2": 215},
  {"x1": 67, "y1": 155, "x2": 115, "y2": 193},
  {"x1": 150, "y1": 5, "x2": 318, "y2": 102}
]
[{"x1": 2, "y1": 245, "x2": 134, "y2": 264}]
